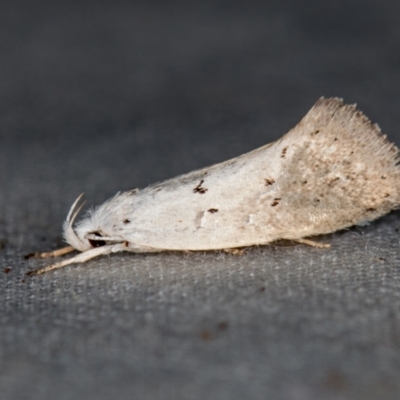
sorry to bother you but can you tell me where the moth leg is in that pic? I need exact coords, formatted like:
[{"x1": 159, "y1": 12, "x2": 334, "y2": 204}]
[
  {"x1": 223, "y1": 248, "x2": 245, "y2": 255},
  {"x1": 292, "y1": 238, "x2": 331, "y2": 248},
  {"x1": 27, "y1": 243, "x2": 127, "y2": 276},
  {"x1": 24, "y1": 246, "x2": 75, "y2": 260}
]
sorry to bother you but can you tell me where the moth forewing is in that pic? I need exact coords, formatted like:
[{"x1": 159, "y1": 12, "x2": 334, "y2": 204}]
[{"x1": 27, "y1": 97, "x2": 400, "y2": 275}]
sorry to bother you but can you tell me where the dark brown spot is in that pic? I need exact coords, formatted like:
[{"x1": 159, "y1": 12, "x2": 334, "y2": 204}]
[
  {"x1": 264, "y1": 178, "x2": 275, "y2": 186},
  {"x1": 208, "y1": 208, "x2": 218, "y2": 213},
  {"x1": 314, "y1": 198, "x2": 320, "y2": 203},
  {"x1": 366, "y1": 208, "x2": 376, "y2": 212},
  {"x1": 334, "y1": 138, "x2": 337, "y2": 141},
  {"x1": 378, "y1": 257, "x2": 389, "y2": 263},
  {"x1": 193, "y1": 179, "x2": 208, "y2": 194},
  {"x1": 200, "y1": 330, "x2": 213, "y2": 341},
  {"x1": 123, "y1": 219, "x2": 131, "y2": 224},
  {"x1": 381, "y1": 176, "x2": 387, "y2": 180},
  {"x1": 24, "y1": 253, "x2": 36, "y2": 260},
  {"x1": 88, "y1": 232, "x2": 106, "y2": 247},
  {"x1": 218, "y1": 322, "x2": 228, "y2": 331},
  {"x1": 21, "y1": 279, "x2": 26, "y2": 283},
  {"x1": 281, "y1": 147, "x2": 288, "y2": 158},
  {"x1": 259, "y1": 286, "x2": 266, "y2": 292},
  {"x1": 271, "y1": 198, "x2": 281, "y2": 207},
  {"x1": 315, "y1": 130, "x2": 320, "y2": 134},
  {"x1": 384, "y1": 193, "x2": 390, "y2": 198},
  {"x1": 302, "y1": 180, "x2": 308, "y2": 185},
  {"x1": 3, "y1": 267, "x2": 10, "y2": 274},
  {"x1": 328, "y1": 177, "x2": 340, "y2": 187}
]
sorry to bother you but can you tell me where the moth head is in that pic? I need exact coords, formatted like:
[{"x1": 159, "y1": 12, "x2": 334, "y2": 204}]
[
  {"x1": 63, "y1": 193, "x2": 108, "y2": 251},
  {"x1": 63, "y1": 194, "x2": 117, "y2": 251}
]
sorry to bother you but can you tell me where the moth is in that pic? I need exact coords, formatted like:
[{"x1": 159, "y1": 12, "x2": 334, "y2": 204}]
[{"x1": 27, "y1": 98, "x2": 400, "y2": 275}]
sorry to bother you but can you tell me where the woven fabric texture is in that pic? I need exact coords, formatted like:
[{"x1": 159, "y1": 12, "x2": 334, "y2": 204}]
[{"x1": 1, "y1": 1, "x2": 400, "y2": 399}]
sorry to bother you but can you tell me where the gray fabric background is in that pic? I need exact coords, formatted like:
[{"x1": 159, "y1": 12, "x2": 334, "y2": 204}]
[{"x1": 2, "y1": 1, "x2": 400, "y2": 399}]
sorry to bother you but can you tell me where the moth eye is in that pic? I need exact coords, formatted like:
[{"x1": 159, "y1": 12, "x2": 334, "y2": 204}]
[{"x1": 88, "y1": 231, "x2": 106, "y2": 247}]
